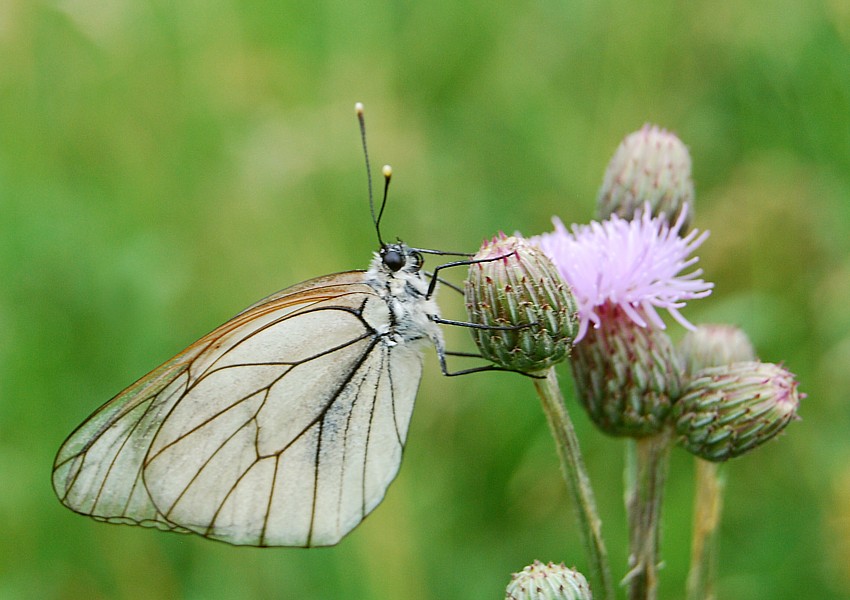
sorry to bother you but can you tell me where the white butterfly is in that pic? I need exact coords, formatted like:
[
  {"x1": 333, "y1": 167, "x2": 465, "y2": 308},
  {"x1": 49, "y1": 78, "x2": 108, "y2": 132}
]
[{"x1": 52, "y1": 105, "x2": 488, "y2": 547}]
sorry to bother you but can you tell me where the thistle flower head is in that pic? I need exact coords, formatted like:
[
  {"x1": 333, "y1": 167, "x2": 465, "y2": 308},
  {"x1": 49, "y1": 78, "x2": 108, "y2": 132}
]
[
  {"x1": 506, "y1": 560, "x2": 593, "y2": 600},
  {"x1": 569, "y1": 303, "x2": 683, "y2": 436},
  {"x1": 465, "y1": 234, "x2": 577, "y2": 373},
  {"x1": 597, "y1": 124, "x2": 695, "y2": 229},
  {"x1": 530, "y1": 206, "x2": 712, "y2": 343}
]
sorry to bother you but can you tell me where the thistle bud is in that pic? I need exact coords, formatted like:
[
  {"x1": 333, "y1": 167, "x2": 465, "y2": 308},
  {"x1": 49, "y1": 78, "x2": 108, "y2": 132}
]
[
  {"x1": 506, "y1": 560, "x2": 593, "y2": 600},
  {"x1": 678, "y1": 324, "x2": 757, "y2": 375},
  {"x1": 465, "y1": 234, "x2": 577, "y2": 373},
  {"x1": 673, "y1": 361, "x2": 801, "y2": 462},
  {"x1": 570, "y1": 302, "x2": 683, "y2": 437},
  {"x1": 597, "y1": 124, "x2": 694, "y2": 230}
]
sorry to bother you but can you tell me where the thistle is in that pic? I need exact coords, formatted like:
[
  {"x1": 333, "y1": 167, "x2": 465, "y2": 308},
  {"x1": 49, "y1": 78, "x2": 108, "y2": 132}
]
[
  {"x1": 568, "y1": 303, "x2": 683, "y2": 436},
  {"x1": 465, "y1": 234, "x2": 577, "y2": 373},
  {"x1": 678, "y1": 324, "x2": 757, "y2": 600},
  {"x1": 673, "y1": 361, "x2": 802, "y2": 461},
  {"x1": 530, "y1": 207, "x2": 712, "y2": 436},
  {"x1": 531, "y1": 207, "x2": 710, "y2": 343},
  {"x1": 506, "y1": 560, "x2": 593, "y2": 600},
  {"x1": 468, "y1": 235, "x2": 612, "y2": 598},
  {"x1": 597, "y1": 124, "x2": 694, "y2": 230}
]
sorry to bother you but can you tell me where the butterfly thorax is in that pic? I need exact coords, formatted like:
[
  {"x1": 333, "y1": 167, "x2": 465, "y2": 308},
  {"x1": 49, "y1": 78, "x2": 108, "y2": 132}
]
[{"x1": 364, "y1": 243, "x2": 443, "y2": 350}]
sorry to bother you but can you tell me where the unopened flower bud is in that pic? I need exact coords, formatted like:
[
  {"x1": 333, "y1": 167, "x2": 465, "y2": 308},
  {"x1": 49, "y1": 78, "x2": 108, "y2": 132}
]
[
  {"x1": 506, "y1": 560, "x2": 593, "y2": 600},
  {"x1": 570, "y1": 302, "x2": 683, "y2": 437},
  {"x1": 673, "y1": 361, "x2": 801, "y2": 462},
  {"x1": 465, "y1": 234, "x2": 577, "y2": 373},
  {"x1": 679, "y1": 324, "x2": 757, "y2": 375},
  {"x1": 597, "y1": 124, "x2": 694, "y2": 230}
]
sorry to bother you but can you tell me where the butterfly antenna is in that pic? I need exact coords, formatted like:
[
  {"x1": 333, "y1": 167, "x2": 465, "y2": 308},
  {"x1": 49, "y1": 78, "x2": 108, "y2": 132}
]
[
  {"x1": 356, "y1": 102, "x2": 385, "y2": 247},
  {"x1": 379, "y1": 164, "x2": 392, "y2": 234}
]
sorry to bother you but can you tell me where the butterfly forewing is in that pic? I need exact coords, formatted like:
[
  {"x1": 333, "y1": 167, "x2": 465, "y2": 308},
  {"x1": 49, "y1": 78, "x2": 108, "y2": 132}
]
[{"x1": 53, "y1": 270, "x2": 428, "y2": 547}]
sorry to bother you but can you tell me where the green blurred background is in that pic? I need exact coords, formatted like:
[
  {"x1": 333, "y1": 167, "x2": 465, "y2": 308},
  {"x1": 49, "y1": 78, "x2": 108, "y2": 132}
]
[{"x1": 1, "y1": 0, "x2": 849, "y2": 598}]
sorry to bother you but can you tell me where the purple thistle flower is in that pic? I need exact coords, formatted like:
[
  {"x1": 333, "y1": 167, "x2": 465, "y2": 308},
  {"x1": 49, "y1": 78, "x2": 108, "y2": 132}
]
[{"x1": 530, "y1": 205, "x2": 713, "y2": 342}]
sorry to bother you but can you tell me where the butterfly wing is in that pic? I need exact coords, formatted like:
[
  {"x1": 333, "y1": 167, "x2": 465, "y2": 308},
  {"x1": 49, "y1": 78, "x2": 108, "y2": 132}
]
[{"x1": 53, "y1": 271, "x2": 426, "y2": 546}]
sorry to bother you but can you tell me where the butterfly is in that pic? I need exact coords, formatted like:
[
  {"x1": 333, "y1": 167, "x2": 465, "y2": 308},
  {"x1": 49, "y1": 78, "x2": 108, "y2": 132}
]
[{"x1": 52, "y1": 104, "x2": 498, "y2": 547}]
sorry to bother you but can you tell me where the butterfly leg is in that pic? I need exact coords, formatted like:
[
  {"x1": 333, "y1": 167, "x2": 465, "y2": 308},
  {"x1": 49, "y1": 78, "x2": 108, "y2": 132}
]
[
  {"x1": 435, "y1": 348, "x2": 545, "y2": 378},
  {"x1": 424, "y1": 252, "x2": 517, "y2": 299},
  {"x1": 431, "y1": 332, "x2": 544, "y2": 379}
]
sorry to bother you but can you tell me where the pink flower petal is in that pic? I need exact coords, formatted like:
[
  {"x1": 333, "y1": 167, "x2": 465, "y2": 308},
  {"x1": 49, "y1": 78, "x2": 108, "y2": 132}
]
[{"x1": 529, "y1": 204, "x2": 712, "y2": 342}]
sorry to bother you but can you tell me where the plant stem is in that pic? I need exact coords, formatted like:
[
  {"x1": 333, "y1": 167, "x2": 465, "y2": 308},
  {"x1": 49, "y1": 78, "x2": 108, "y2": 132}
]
[
  {"x1": 686, "y1": 459, "x2": 725, "y2": 600},
  {"x1": 533, "y1": 367, "x2": 614, "y2": 600},
  {"x1": 623, "y1": 430, "x2": 672, "y2": 600}
]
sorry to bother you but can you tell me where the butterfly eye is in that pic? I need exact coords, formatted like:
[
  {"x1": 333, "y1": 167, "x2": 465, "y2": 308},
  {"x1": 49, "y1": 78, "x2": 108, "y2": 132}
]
[{"x1": 383, "y1": 249, "x2": 405, "y2": 272}]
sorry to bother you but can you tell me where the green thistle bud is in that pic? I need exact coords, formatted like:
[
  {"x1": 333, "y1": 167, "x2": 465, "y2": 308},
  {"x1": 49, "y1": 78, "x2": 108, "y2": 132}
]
[
  {"x1": 570, "y1": 302, "x2": 683, "y2": 437},
  {"x1": 506, "y1": 560, "x2": 593, "y2": 600},
  {"x1": 673, "y1": 361, "x2": 801, "y2": 462},
  {"x1": 597, "y1": 124, "x2": 694, "y2": 229},
  {"x1": 465, "y1": 234, "x2": 577, "y2": 373},
  {"x1": 678, "y1": 324, "x2": 757, "y2": 375}
]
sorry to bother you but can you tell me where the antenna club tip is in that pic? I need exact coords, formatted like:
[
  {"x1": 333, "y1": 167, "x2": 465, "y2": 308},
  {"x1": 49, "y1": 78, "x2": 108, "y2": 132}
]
[
  {"x1": 355, "y1": 102, "x2": 364, "y2": 115},
  {"x1": 382, "y1": 164, "x2": 392, "y2": 178}
]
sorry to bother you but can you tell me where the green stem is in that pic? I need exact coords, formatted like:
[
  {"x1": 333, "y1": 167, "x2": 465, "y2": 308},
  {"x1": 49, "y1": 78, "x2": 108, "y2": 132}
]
[
  {"x1": 533, "y1": 367, "x2": 614, "y2": 600},
  {"x1": 686, "y1": 459, "x2": 725, "y2": 600},
  {"x1": 623, "y1": 430, "x2": 672, "y2": 600}
]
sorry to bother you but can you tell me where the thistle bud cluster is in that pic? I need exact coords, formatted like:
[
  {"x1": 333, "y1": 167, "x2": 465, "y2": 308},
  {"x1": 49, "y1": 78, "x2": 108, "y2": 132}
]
[
  {"x1": 464, "y1": 124, "x2": 802, "y2": 600},
  {"x1": 505, "y1": 560, "x2": 593, "y2": 600},
  {"x1": 461, "y1": 124, "x2": 803, "y2": 600},
  {"x1": 465, "y1": 126, "x2": 801, "y2": 456}
]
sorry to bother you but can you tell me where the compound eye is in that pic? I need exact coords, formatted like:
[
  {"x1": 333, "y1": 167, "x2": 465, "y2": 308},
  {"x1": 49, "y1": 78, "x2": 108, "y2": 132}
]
[{"x1": 383, "y1": 249, "x2": 405, "y2": 272}]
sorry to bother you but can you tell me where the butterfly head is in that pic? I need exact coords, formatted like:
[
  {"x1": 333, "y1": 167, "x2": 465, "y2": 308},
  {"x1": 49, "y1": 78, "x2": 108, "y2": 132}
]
[{"x1": 378, "y1": 242, "x2": 424, "y2": 276}]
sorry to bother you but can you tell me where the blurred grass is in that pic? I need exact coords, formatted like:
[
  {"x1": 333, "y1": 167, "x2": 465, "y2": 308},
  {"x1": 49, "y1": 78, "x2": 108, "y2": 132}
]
[{"x1": 1, "y1": 0, "x2": 849, "y2": 598}]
